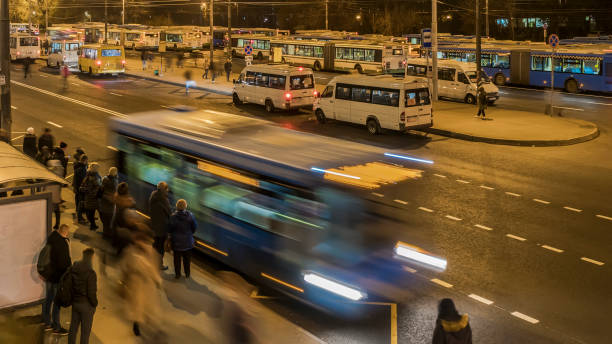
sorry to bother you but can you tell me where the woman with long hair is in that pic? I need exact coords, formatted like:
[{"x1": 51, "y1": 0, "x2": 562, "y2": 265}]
[{"x1": 432, "y1": 298, "x2": 472, "y2": 344}]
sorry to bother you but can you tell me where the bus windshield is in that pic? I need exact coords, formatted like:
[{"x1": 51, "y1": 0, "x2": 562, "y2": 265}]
[
  {"x1": 405, "y1": 88, "x2": 431, "y2": 107},
  {"x1": 101, "y1": 49, "x2": 122, "y2": 57},
  {"x1": 290, "y1": 75, "x2": 314, "y2": 90}
]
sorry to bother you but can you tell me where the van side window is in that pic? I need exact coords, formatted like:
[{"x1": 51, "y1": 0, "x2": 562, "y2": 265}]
[
  {"x1": 351, "y1": 87, "x2": 372, "y2": 103},
  {"x1": 405, "y1": 88, "x2": 431, "y2": 107},
  {"x1": 335, "y1": 84, "x2": 351, "y2": 100},
  {"x1": 458, "y1": 73, "x2": 470, "y2": 84},
  {"x1": 320, "y1": 86, "x2": 333, "y2": 98},
  {"x1": 438, "y1": 68, "x2": 456, "y2": 81},
  {"x1": 372, "y1": 89, "x2": 399, "y2": 107},
  {"x1": 268, "y1": 75, "x2": 286, "y2": 89},
  {"x1": 245, "y1": 71, "x2": 256, "y2": 85},
  {"x1": 255, "y1": 73, "x2": 268, "y2": 87}
]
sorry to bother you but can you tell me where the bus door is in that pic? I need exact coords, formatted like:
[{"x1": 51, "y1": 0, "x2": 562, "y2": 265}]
[
  {"x1": 324, "y1": 42, "x2": 335, "y2": 71},
  {"x1": 510, "y1": 49, "x2": 530, "y2": 85}
]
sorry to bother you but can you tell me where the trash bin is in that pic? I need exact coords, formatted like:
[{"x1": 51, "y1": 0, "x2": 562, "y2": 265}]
[{"x1": 154, "y1": 69, "x2": 159, "y2": 76}]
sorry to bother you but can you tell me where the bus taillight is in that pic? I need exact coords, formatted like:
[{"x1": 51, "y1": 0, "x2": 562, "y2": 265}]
[
  {"x1": 298, "y1": 66, "x2": 303, "y2": 71},
  {"x1": 96, "y1": 60, "x2": 102, "y2": 66},
  {"x1": 121, "y1": 60, "x2": 126, "y2": 65}
]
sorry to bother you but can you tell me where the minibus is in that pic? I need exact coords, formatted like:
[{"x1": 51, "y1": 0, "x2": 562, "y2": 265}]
[
  {"x1": 10, "y1": 33, "x2": 40, "y2": 60},
  {"x1": 78, "y1": 44, "x2": 125, "y2": 75},
  {"x1": 47, "y1": 40, "x2": 81, "y2": 71},
  {"x1": 314, "y1": 74, "x2": 433, "y2": 134},
  {"x1": 233, "y1": 64, "x2": 316, "y2": 112}
]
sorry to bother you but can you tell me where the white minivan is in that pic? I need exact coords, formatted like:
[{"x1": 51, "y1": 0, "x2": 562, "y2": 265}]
[
  {"x1": 233, "y1": 64, "x2": 317, "y2": 112},
  {"x1": 314, "y1": 75, "x2": 433, "y2": 135},
  {"x1": 405, "y1": 58, "x2": 499, "y2": 104},
  {"x1": 47, "y1": 40, "x2": 81, "y2": 71}
]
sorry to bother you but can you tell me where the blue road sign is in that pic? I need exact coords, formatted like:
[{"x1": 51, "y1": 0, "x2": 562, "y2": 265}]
[
  {"x1": 421, "y1": 28, "x2": 432, "y2": 48},
  {"x1": 548, "y1": 34, "x2": 559, "y2": 48},
  {"x1": 245, "y1": 45, "x2": 253, "y2": 55}
]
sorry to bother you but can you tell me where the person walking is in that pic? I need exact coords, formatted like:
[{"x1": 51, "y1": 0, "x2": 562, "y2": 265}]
[
  {"x1": 73, "y1": 155, "x2": 89, "y2": 224},
  {"x1": 68, "y1": 248, "x2": 98, "y2": 344},
  {"x1": 38, "y1": 128, "x2": 55, "y2": 153},
  {"x1": 140, "y1": 50, "x2": 147, "y2": 70},
  {"x1": 113, "y1": 182, "x2": 137, "y2": 253},
  {"x1": 81, "y1": 165, "x2": 101, "y2": 231},
  {"x1": 149, "y1": 182, "x2": 171, "y2": 270},
  {"x1": 202, "y1": 58, "x2": 209, "y2": 79},
  {"x1": 432, "y1": 298, "x2": 472, "y2": 344},
  {"x1": 476, "y1": 86, "x2": 487, "y2": 119},
  {"x1": 100, "y1": 167, "x2": 118, "y2": 239},
  {"x1": 210, "y1": 60, "x2": 216, "y2": 83},
  {"x1": 44, "y1": 170, "x2": 63, "y2": 229},
  {"x1": 41, "y1": 224, "x2": 71, "y2": 335},
  {"x1": 224, "y1": 58, "x2": 232, "y2": 82},
  {"x1": 184, "y1": 70, "x2": 193, "y2": 95},
  {"x1": 22, "y1": 127, "x2": 38, "y2": 158},
  {"x1": 23, "y1": 57, "x2": 32, "y2": 79},
  {"x1": 168, "y1": 199, "x2": 197, "y2": 279}
]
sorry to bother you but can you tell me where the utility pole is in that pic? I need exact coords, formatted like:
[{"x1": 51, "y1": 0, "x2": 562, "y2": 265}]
[
  {"x1": 227, "y1": 0, "x2": 231, "y2": 59},
  {"x1": 431, "y1": 0, "x2": 438, "y2": 101},
  {"x1": 209, "y1": 0, "x2": 214, "y2": 74},
  {"x1": 45, "y1": 2, "x2": 49, "y2": 38},
  {"x1": 104, "y1": 0, "x2": 108, "y2": 43},
  {"x1": 0, "y1": 0, "x2": 11, "y2": 137},
  {"x1": 476, "y1": 0, "x2": 482, "y2": 108},
  {"x1": 485, "y1": 0, "x2": 489, "y2": 37},
  {"x1": 325, "y1": 0, "x2": 328, "y2": 30},
  {"x1": 122, "y1": 0, "x2": 125, "y2": 25}
]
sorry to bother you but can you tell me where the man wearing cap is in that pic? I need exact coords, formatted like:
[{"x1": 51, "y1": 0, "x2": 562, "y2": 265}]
[{"x1": 23, "y1": 127, "x2": 38, "y2": 158}]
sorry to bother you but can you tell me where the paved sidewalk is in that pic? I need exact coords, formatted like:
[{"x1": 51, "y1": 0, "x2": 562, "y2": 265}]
[{"x1": 1, "y1": 188, "x2": 324, "y2": 344}]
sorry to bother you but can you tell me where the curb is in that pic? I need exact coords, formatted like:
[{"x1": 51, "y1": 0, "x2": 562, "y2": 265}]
[
  {"x1": 419, "y1": 126, "x2": 600, "y2": 147},
  {"x1": 124, "y1": 72, "x2": 233, "y2": 96}
]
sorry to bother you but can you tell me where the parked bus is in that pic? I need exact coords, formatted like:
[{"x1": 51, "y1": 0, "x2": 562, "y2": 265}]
[
  {"x1": 110, "y1": 107, "x2": 445, "y2": 312},
  {"x1": 314, "y1": 74, "x2": 433, "y2": 134},
  {"x1": 106, "y1": 28, "x2": 123, "y2": 45},
  {"x1": 78, "y1": 44, "x2": 125, "y2": 75},
  {"x1": 47, "y1": 39, "x2": 81, "y2": 71},
  {"x1": 162, "y1": 28, "x2": 204, "y2": 50},
  {"x1": 10, "y1": 33, "x2": 40, "y2": 61},
  {"x1": 231, "y1": 35, "x2": 272, "y2": 60}
]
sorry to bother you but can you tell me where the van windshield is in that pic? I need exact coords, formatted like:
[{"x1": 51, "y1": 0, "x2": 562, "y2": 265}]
[
  {"x1": 405, "y1": 88, "x2": 431, "y2": 107},
  {"x1": 289, "y1": 74, "x2": 314, "y2": 90},
  {"x1": 465, "y1": 71, "x2": 490, "y2": 83}
]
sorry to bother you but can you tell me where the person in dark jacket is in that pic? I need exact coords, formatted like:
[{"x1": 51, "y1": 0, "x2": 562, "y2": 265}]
[
  {"x1": 476, "y1": 86, "x2": 487, "y2": 119},
  {"x1": 38, "y1": 128, "x2": 55, "y2": 153},
  {"x1": 432, "y1": 298, "x2": 472, "y2": 344},
  {"x1": 41, "y1": 224, "x2": 71, "y2": 334},
  {"x1": 73, "y1": 155, "x2": 88, "y2": 224},
  {"x1": 68, "y1": 248, "x2": 98, "y2": 344},
  {"x1": 100, "y1": 167, "x2": 118, "y2": 239},
  {"x1": 168, "y1": 199, "x2": 197, "y2": 279},
  {"x1": 22, "y1": 127, "x2": 38, "y2": 158},
  {"x1": 113, "y1": 182, "x2": 137, "y2": 253},
  {"x1": 36, "y1": 146, "x2": 52, "y2": 166},
  {"x1": 149, "y1": 181, "x2": 171, "y2": 270},
  {"x1": 56, "y1": 141, "x2": 69, "y2": 177},
  {"x1": 224, "y1": 58, "x2": 232, "y2": 82},
  {"x1": 81, "y1": 166, "x2": 101, "y2": 231},
  {"x1": 73, "y1": 148, "x2": 85, "y2": 165}
]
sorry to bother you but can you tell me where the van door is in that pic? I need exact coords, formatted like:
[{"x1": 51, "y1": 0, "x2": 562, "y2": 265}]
[
  {"x1": 243, "y1": 71, "x2": 256, "y2": 102},
  {"x1": 456, "y1": 72, "x2": 472, "y2": 100},
  {"x1": 437, "y1": 68, "x2": 455, "y2": 98},
  {"x1": 316, "y1": 85, "x2": 335, "y2": 117},
  {"x1": 333, "y1": 84, "x2": 351, "y2": 121}
]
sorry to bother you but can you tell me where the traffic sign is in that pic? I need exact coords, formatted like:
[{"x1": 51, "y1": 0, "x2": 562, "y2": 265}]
[
  {"x1": 421, "y1": 28, "x2": 432, "y2": 48},
  {"x1": 244, "y1": 45, "x2": 253, "y2": 56},
  {"x1": 548, "y1": 34, "x2": 559, "y2": 48},
  {"x1": 245, "y1": 55, "x2": 253, "y2": 66}
]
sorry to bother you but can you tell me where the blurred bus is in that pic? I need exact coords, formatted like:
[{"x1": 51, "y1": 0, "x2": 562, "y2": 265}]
[
  {"x1": 230, "y1": 35, "x2": 271, "y2": 60},
  {"x1": 78, "y1": 44, "x2": 125, "y2": 75},
  {"x1": 47, "y1": 39, "x2": 81, "y2": 71},
  {"x1": 10, "y1": 33, "x2": 40, "y2": 61},
  {"x1": 10, "y1": 23, "x2": 39, "y2": 35},
  {"x1": 162, "y1": 28, "x2": 205, "y2": 50}
]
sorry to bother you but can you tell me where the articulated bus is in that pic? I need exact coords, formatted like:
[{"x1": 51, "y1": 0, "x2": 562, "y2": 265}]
[
  {"x1": 110, "y1": 108, "x2": 446, "y2": 312},
  {"x1": 10, "y1": 33, "x2": 40, "y2": 60}
]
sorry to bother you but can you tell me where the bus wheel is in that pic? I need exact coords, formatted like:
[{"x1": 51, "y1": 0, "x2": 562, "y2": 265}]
[
  {"x1": 367, "y1": 118, "x2": 380, "y2": 135},
  {"x1": 265, "y1": 99, "x2": 275, "y2": 113},
  {"x1": 315, "y1": 109, "x2": 326, "y2": 124},
  {"x1": 494, "y1": 73, "x2": 506, "y2": 86},
  {"x1": 355, "y1": 64, "x2": 363, "y2": 74},
  {"x1": 465, "y1": 94, "x2": 476, "y2": 105},
  {"x1": 313, "y1": 61, "x2": 322, "y2": 71},
  {"x1": 565, "y1": 79, "x2": 578, "y2": 93},
  {"x1": 233, "y1": 93, "x2": 243, "y2": 105},
  {"x1": 257, "y1": 52, "x2": 264, "y2": 60}
]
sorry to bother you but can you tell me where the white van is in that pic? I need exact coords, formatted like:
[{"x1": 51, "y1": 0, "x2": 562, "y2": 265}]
[
  {"x1": 405, "y1": 58, "x2": 499, "y2": 104},
  {"x1": 233, "y1": 64, "x2": 316, "y2": 112},
  {"x1": 10, "y1": 33, "x2": 40, "y2": 61},
  {"x1": 47, "y1": 40, "x2": 81, "y2": 71},
  {"x1": 314, "y1": 75, "x2": 433, "y2": 135}
]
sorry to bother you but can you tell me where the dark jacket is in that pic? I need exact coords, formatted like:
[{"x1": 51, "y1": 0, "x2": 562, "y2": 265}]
[
  {"x1": 37, "y1": 133, "x2": 55, "y2": 152},
  {"x1": 114, "y1": 193, "x2": 136, "y2": 230},
  {"x1": 149, "y1": 189, "x2": 171, "y2": 238},
  {"x1": 22, "y1": 134, "x2": 37, "y2": 158},
  {"x1": 168, "y1": 210, "x2": 197, "y2": 251},
  {"x1": 71, "y1": 260, "x2": 98, "y2": 307},
  {"x1": 81, "y1": 172, "x2": 101, "y2": 210},
  {"x1": 99, "y1": 175, "x2": 118, "y2": 214},
  {"x1": 72, "y1": 162, "x2": 88, "y2": 191},
  {"x1": 52, "y1": 147, "x2": 68, "y2": 174},
  {"x1": 47, "y1": 231, "x2": 71, "y2": 283},
  {"x1": 224, "y1": 61, "x2": 232, "y2": 73},
  {"x1": 477, "y1": 88, "x2": 487, "y2": 110},
  {"x1": 432, "y1": 314, "x2": 472, "y2": 344}
]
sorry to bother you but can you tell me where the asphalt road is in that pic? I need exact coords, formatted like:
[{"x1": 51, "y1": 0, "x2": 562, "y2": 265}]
[{"x1": 7, "y1": 61, "x2": 612, "y2": 344}]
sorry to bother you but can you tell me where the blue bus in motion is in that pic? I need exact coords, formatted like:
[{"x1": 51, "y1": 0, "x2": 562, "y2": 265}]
[{"x1": 110, "y1": 108, "x2": 445, "y2": 313}]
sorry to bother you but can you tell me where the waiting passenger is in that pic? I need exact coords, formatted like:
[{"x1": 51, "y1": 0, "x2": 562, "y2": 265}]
[
  {"x1": 68, "y1": 248, "x2": 98, "y2": 344},
  {"x1": 168, "y1": 199, "x2": 197, "y2": 279},
  {"x1": 432, "y1": 298, "x2": 472, "y2": 344}
]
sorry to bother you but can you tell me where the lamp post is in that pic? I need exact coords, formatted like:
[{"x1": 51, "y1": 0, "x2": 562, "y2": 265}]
[
  {"x1": 432, "y1": 0, "x2": 438, "y2": 101},
  {"x1": 0, "y1": 0, "x2": 11, "y2": 137}
]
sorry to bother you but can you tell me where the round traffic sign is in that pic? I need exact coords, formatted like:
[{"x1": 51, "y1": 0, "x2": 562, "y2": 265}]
[
  {"x1": 548, "y1": 34, "x2": 559, "y2": 47},
  {"x1": 244, "y1": 45, "x2": 253, "y2": 55}
]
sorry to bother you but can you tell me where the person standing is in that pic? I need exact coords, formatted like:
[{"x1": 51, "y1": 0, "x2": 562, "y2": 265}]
[
  {"x1": 202, "y1": 58, "x2": 209, "y2": 79},
  {"x1": 81, "y1": 165, "x2": 101, "y2": 231},
  {"x1": 209, "y1": 60, "x2": 215, "y2": 83},
  {"x1": 53, "y1": 142, "x2": 69, "y2": 177},
  {"x1": 140, "y1": 49, "x2": 147, "y2": 70},
  {"x1": 476, "y1": 86, "x2": 487, "y2": 119},
  {"x1": 168, "y1": 199, "x2": 197, "y2": 279},
  {"x1": 41, "y1": 224, "x2": 71, "y2": 335},
  {"x1": 73, "y1": 155, "x2": 89, "y2": 224},
  {"x1": 23, "y1": 57, "x2": 32, "y2": 79},
  {"x1": 22, "y1": 127, "x2": 38, "y2": 158},
  {"x1": 68, "y1": 248, "x2": 98, "y2": 344},
  {"x1": 36, "y1": 146, "x2": 52, "y2": 166},
  {"x1": 113, "y1": 182, "x2": 137, "y2": 253},
  {"x1": 38, "y1": 128, "x2": 55, "y2": 153},
  {"x1": 224, "y1": 58, "x2": 232, "y2": 82},
  {"x1": 149, "y1": 182, "x2": 171, "y2": 270},
  {"x1": 432, "y1": 298, "x2": 472, "y2": 344},
  {"x1": 100, "y1": 167, "x2": 118, "y2": 239}
]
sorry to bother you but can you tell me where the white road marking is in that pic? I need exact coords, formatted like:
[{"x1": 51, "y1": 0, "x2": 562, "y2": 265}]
[
  {"x1": 581, "y1": 257, "x2": 604, "y2": 266},
  {"x1": 434, "y1": 173, "x2": 447, "y2": 178},
  {"x1": 418, "y1": 207, "x2": 434, "y2": 213},
  {"x1": 11, "y1": 134, "x2": 24, "y2": 141},
  {"x1": 12, "y1": 81, "x2": 127, "y2": 118},
  {"x1": 533, "y1": 198, "x2": 550, "y2": 204},
  {"x1": 403, "y1": 266, "x2": 417, "y2": 273},
  {"x1": 468, "y1": 294, "x2": 494, "y2": 305},
  {"x1": 11, "y1": 105, "x2": 17, "y2": 109},
  {"x1": 541, "y1": 245, "x2": 564, "y2": 253},
  {"x1": 506, "y1": 234, "x2": 527, "y2": 242},
  {"x1": 456, "y1": 179, "x2": 470, "y2": 184},
  {"x1": 39, "y1": 74, "x2": 48, "y2": 78},
  {"x1": 586, "y1": 101, "x2": 612, "y2": 106},
  {"x1": 71, "y1": 82, "x2": 79, "y2": 86},
  {"x1": 109, "y1": 92, "x2": 123, "y2": 97},
  {"x1": 394, "y1": 199, "x2": 408, "y2": 205},
  {"x1": 106, "y1": 145, "x2": 119, "y2": 151},
  {"x1": 511, "y1": 311, "x2": 539, "y2": 324},
  {"x1": 596, "y1": 214, "x2": 612, "y2": 221},
  {"x1": 505, "y1": 192, "x2": 521, "y2": 197},
  {"x1": 46, "y1": 121, "x2": 63, "y2": 128},
  {"x1": 371, "y1": 192, "x2": 384, "y2": 198},
  {"x1": 563, "y1": 206, "x2": 582, "y2": 213},
  {"x1": 445, "y1": 215, "x2": 462, "y2": 221},
  {"x1": 430, "y1": 278, "x2": 453, "y2": 288},
  {"x1": 479, "y1": 185, "x2": 494, "y2": 190},
  {"x1": 474, "y1": 224, "x2": 493, "y2": 231},
  {"x1": 555, "y1": 106, "x2": 584, "y2": 112}
]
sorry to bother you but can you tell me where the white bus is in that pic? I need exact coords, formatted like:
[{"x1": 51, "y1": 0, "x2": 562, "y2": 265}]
[
  {"x1": 233, "y1": 64, "x2": 316, "y2": 112},
  {"x1": 314, "y1": 74, "x2": 433, "y2": 135},
  {"x1": 405, "y1": 58, "x2": 500, "y2": 104},
  {"x1": 106, "y1": 28, "x2": 123, "y2": 45},
  {"x1": 10, "y1": 33, "x2": 40, "y2": 60},
  {"x1": 47, "y1": 39, "x2": 81, "y2": 71},
  {"x1": 163, "y1": 28, "x2": 204, "y2": 50},
  {"x1": 231, "y1": 35, "x2": 272, "y2": 60}
]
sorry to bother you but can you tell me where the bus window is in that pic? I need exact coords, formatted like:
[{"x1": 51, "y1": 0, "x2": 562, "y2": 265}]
[
  {"x1": 66, "y1": 43, "x2": 79, "y2": 51},
  {"x1": 289, "y1": 75, "x2": 314, "y2": 89},
  {"x1": 438, "y1": 68, "x2": 455, "y2": 81},
  {"x1": 20, "y1": 37, "x2": 38, "y2": 46},
  {"x1": 392, "y1": 49, "x2": 403, "y2": 56},
  {"x1": 83, "y1": 48, "x2": 97, "y2": 59},
  {"x1": 245, "y1": 71, "x2": 256, "y2": 85},
  {"x1": 457, "y1": 73, "x2": 470, "y2": 84},
  {"x1": 353, "y1": 48, "x2": 365, "y2": 61},
  {"x1": 562, "y1": 58, "x2": 581, "y2": 73},
  {"x1": 583, "y1": 59, "x2": 601, "y2": 75},
  {"x1": 494, "y1": 54, "x2": 510, "y2": 68},
  {"x1": 255, "y1": 73, "x2": 268, "y2": 87},
  {"x1": 51, "y1": 42, "x2": 62, "y2": 53},
  {"x1": 101, "y1": 49, "x2": 122, "y2": 57},
  {"x1": 10, "y1": 37, "x2": 16, "y2": 49}
]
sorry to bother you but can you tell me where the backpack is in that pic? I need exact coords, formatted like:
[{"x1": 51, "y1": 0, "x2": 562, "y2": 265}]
[
  {"x1": 37, "y1": 243, "x2": 52, "y2": 279},
  {"x1": 56, "y1": 266, "x2": 74, "y2": 307}
]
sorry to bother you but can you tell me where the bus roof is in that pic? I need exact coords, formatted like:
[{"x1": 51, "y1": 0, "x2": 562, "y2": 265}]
[
  {"x1": 241, "y1": 64, "x2": 313, "y2": 75},
  {"x1": 329, "y1": 74, "x2": 428, "y2": 89}
]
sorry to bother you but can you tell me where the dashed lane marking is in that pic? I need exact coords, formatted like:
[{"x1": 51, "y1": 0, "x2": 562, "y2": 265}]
[
  {"x1": 474, "y1": 224, "x2": 493, "y2": 231},
  {"x1": 586, "y1": 101, "x2": 612, "y2": 106},
  {"x1": 403, "y1": 266, "x2": 417, "y2": 273},
  {"x1": 11, "y1": 105, "x2": 17, "y2": 109},
  {"x1": 430, "y1": 278, "x2": 453, "y2": 288},
  {"x1": 394, "y1": 199, "x2": 408, "y2": 205},
  {"x1": 480, "y1": 185, "x2": 494, "y2": 190},
  {"x1": 456, "y1": 179, "x2": 470, "y2": 184},
  {"x1": 596, "y1": 214, "x2": 612, "y2": 221},
  {"x1": 372, "y1": 192, "x2": 384, "y2": 198},
  {"x1": 434, "y1": 173, "x2": 447, "y2": 178},
  {"x1": 541, "y1": 245, "x2": 564, "y2": 253},
  {"x1": 11, "y1": 134, "x2": 24, "y2": 141},
  {"x1": 505, "y1": 192, "x2": 521, "y2": 197},
  {"x1": 563, "y1": 206, "x2": 582, "y2": 213},
  {"x1": 106, "y1": 145, "x2": 119, "y2": 151},
  {"x1": 511, "y1": 311, "x2": 539, "y2": 324},
  {"x1": 445, "y1": 215, "x2": 462, "y2": 221},
  {"x1": 46, "y1": 121, "x2": 62, "y2": 128},
  {"x1": 581, "y1": 257, "x2": 604, "y2": 266},
  {"x1": 418, "y1": 207, "x2": 434, "y2": 213},
  {"x1": 39, "y1": 74, "x2": 48, "y2": 78},
  {"x1": 109, "y1": 92, "x2": 123, "y2": 97},
  {"x1": 506, "y1": 234, "x2": 527, "y2": 242},
  {"x1": 533, "y1": 199, "x2": 550, "y2": 204},
  {"x1": 468, "y1": 294, "x2": 494, "y2": 305},
  {"x1": 71, "y1": 82, "x2": 79, "y2": 86}
]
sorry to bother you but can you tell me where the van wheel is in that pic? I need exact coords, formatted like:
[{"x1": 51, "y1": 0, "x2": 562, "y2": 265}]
[
  {"x1": 494, "y1": 73, "x2": 506, "y2": 86},
  {"x1": 465, "y1": 94, "x2": 476, "y2": 105},
  {"x1": 565, "y1": 79, "x2": 578, "y2": 93},
  {"x1": 355, "y1": 64, "x2": 363, "y2": 74},
  {"x1": 233, "y1": 93, "x2": 243, "y2": 105},
  {"x1": 315, "y1": 109, "x2": 326, "y2": 124},
  {"x1": 367, "y1": 118, "x2": 380, "y2": 135},
  {"x1": 313, "y1": 61, "x2": 322, "y2": 71},
  {"x1": 265, "y1": 99, "x2": 275, "y2": 113}
]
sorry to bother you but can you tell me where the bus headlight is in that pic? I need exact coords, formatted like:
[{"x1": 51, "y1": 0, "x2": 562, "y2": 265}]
[
  {"x1": 394, "y1": 242, "x2": 447, "y2": 270},
  {"x1": 303, "y1": 272, "x2": 366, "y2": 301}
]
